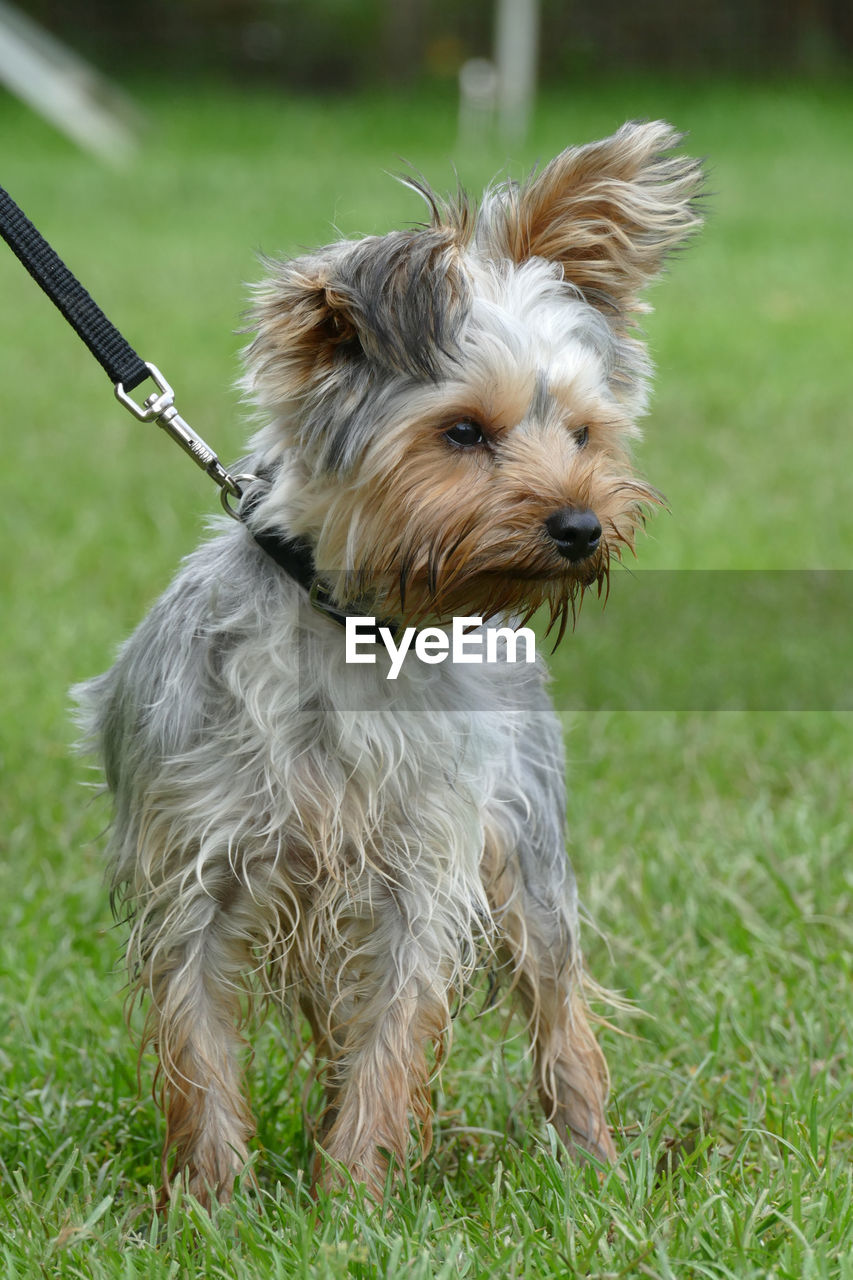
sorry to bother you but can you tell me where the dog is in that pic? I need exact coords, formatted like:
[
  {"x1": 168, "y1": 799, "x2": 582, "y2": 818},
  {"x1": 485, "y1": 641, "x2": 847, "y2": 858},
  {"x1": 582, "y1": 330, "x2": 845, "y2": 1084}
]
[{"x1": 74, "y1": 121, "x2": 703, "y2": 1206}]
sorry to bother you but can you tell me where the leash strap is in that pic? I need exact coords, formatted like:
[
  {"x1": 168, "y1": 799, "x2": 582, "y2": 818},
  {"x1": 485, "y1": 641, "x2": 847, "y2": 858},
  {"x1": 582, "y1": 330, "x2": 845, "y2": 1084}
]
[
  {"x1": 0, "y1": 183, "x2": 390, "y2": 633},
  {"x1": 0, "y1": 184, "x2": 149, "y2": 391},
  {"x1": 0, "y1": 182, "x2": 242, "y2": 498}
]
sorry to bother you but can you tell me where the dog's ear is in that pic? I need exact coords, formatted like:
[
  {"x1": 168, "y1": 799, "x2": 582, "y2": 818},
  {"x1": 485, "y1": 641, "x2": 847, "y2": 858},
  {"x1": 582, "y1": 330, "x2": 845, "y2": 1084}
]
[
  {"x1": 246, "y1": 227, "x2": 468, "y2": 399},
  {"x1": 475, "y1": 121, "x2": 704, "y2": 321},
  {"x1": 323, "y1": 228, "x2": 469, "y2": 379}
]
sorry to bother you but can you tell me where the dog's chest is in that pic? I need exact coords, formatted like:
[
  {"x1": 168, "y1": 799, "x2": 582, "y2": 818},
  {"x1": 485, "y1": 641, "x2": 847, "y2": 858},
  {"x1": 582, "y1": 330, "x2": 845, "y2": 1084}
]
[{"x1": 281, "y1": 625, "x2": 517, "y2": 864}]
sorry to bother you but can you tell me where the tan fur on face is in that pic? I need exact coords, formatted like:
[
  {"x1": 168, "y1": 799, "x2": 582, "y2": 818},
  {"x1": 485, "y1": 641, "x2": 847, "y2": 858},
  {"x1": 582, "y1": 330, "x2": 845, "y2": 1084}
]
[{"x1": 298, "y1": 385, "x2": 661, "y2": 631}]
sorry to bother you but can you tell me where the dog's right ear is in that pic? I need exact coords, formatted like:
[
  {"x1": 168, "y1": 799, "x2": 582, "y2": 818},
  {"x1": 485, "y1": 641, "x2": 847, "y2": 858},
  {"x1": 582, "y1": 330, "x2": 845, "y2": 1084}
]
[
  {"x1": 245, "y1": 227, "x2": 468, "y2": 404},
  {"x1": 474, "y1": 120, "x2": 704, "y2": 323}
]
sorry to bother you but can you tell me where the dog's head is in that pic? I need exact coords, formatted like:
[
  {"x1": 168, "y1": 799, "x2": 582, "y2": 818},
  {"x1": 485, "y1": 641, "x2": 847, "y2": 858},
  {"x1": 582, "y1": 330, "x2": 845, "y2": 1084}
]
[{"x1": 243, "y1": 121, "x2": 703, "y2": 631}]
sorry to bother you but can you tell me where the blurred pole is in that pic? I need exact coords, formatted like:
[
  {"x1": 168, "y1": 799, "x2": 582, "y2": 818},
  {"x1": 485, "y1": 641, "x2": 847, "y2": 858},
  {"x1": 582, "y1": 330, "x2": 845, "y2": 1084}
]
[
  {"x1": 0, "y1": 0, "x2": 141, "y2": 165},
  {"x1": 457, "y1": 58, "x2": 498, "y2": 150},
  {"x1": 494, "y1": 0, "x2": 539, "y2": 144}
]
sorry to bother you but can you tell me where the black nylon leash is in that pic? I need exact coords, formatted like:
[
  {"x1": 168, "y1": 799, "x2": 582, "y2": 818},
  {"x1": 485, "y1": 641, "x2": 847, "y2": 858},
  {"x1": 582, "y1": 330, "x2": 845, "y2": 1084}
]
[
  {"x1": 0, "y1": 182, "x2": 243, "y2": 500},
  {"x1": 0, "y1": 184, "x2": 149, "y2": 391},
  {"x1": 0, "y1": 182, "x2": 379, "y2": 633}
]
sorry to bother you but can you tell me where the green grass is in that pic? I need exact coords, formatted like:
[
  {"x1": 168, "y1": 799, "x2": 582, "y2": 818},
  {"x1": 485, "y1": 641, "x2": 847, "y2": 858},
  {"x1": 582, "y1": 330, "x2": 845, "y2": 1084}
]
[{"x1": 1, "y1": 78, "x2": 852, "y2": 1277}]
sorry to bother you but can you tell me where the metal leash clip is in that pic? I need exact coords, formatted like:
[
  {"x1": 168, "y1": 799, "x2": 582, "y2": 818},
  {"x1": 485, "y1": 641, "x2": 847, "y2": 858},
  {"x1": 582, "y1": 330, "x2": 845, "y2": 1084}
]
[{"x1": 114, "y1": 361, "x2": 246, "y2": 513}]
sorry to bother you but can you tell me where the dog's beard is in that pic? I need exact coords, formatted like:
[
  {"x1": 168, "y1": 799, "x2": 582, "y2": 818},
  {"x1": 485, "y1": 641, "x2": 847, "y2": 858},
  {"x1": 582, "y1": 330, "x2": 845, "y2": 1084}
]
[
  {"x1": 307, "y1": 448, "x2": 662, "y2": 635},
  {"x1": 316, "y1": 535, "x2": 615, "y2": 648}
]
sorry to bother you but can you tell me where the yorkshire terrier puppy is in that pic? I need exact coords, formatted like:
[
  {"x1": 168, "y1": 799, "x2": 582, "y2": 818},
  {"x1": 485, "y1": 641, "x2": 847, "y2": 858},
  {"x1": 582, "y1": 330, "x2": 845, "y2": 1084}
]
[{"x1": 75, "y1": 121, "x2": 703, "y2": 1205}]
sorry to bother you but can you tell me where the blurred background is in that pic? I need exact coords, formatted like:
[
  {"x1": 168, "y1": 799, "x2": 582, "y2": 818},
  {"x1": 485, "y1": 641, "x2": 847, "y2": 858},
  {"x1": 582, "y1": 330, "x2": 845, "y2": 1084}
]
[
  {"x1": 12, "y1": 0, "x2": 853, "y2": 86},
  {"x1": 1, "y1": 6, "x2": 852, "y2": 1270}
]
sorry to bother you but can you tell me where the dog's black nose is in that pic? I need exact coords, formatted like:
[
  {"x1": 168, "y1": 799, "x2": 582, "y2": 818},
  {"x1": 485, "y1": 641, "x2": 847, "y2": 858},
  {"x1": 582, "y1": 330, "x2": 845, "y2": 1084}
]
[{"x1": 544, "y1": 507, "x2": 602, "y2": 562}]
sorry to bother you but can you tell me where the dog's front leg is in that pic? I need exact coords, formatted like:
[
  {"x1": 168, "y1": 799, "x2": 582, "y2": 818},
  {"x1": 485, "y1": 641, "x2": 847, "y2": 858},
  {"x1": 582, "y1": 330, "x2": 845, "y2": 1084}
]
[
  {"x1": 483, "y1": 830, "x2": 615, "y2": 1165},
  {"x1": 138, "y1": 886, "x2": 256, "y2": 1208},
  {"x1": 309, "y1": 909, "x2": 452, "y2": 1198}
]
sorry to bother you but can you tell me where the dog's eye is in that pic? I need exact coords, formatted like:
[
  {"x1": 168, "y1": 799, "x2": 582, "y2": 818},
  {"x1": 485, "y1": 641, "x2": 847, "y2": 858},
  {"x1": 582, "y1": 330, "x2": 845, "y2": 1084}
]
[
  {"x1": 573, "y1": 425, "x2": 590, "y2": 449},
  {"x1": 444, "y1": 420, "x2": 486, "y2": 448}
]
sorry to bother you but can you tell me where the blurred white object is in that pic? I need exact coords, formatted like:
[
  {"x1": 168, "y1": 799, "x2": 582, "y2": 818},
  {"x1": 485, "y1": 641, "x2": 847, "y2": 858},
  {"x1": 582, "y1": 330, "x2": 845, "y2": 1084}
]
[
  {"x1": 495, "y1": 0, "x2": 539, "y2": 144},
  {"x1": 0, "y1": 0, "x2": 141, "y2": 165},
  {"x1": 458, "y1": 57, "x2": 498, "y2": 148}
]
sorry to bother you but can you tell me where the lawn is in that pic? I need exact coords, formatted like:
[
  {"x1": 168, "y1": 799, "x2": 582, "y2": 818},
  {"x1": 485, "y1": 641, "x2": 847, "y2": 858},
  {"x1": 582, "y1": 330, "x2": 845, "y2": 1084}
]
[{"x1": 0, "y1": 77, "x2": 851, "y2": 1277}]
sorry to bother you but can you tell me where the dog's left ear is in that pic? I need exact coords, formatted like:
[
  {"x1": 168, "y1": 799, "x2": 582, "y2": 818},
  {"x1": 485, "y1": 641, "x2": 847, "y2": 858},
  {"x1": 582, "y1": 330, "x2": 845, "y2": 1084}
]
[
  {"x1": 475, "y1": 120, "x2": 704, "y2": 321},
  {"x1": 246, "y1": 227, "x2": 469, "y2": 403}
]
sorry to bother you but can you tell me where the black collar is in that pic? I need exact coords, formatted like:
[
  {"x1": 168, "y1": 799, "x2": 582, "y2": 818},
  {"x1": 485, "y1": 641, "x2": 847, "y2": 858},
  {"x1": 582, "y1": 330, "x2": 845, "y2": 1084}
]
[
  {"x1": 248, "y1": 524, "x2": 399, "y2": 638},
  {"x1": 239, "y1": 473, "x2": 398, "y2": 635},
  {"x1": 249, "y1": 526, "x2": 349, "y2": 628}
]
